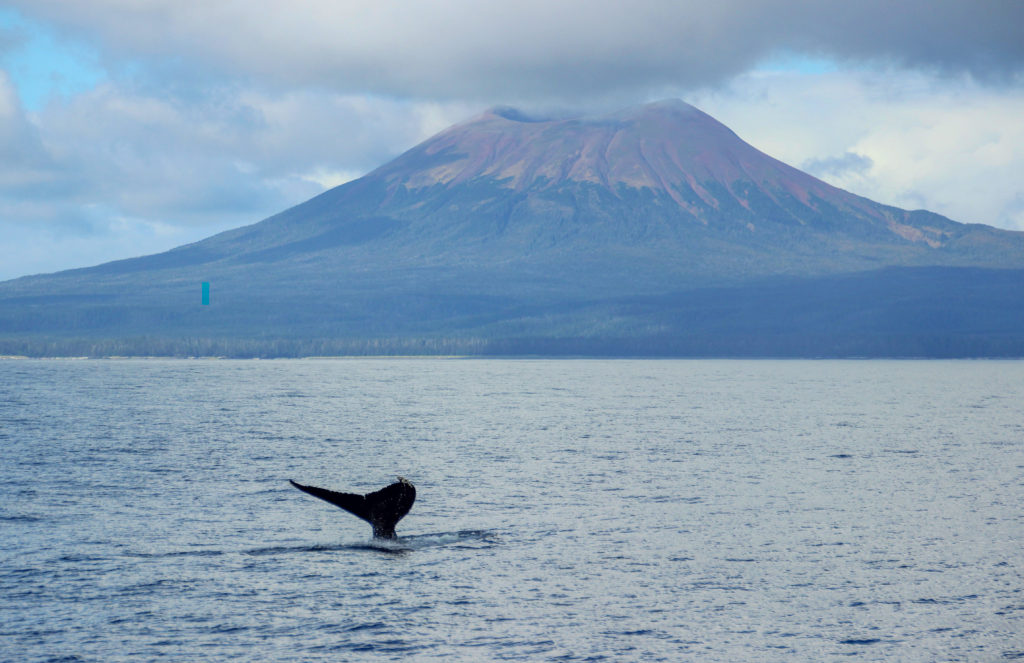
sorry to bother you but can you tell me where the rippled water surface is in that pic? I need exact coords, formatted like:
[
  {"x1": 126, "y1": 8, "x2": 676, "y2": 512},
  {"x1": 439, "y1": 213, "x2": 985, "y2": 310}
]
[{"x1": 2, "y1": 359, "x2": 1022, "y2": 661}]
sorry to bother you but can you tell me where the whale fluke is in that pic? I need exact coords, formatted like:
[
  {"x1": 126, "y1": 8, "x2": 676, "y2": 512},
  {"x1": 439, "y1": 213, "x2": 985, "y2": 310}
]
[{"x1": 289, "y1": 477, "x2": 416, "y2": 540}]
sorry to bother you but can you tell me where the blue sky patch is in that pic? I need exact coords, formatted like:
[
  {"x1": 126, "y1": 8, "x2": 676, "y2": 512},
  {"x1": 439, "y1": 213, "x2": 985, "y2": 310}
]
[{"x1": 0, "y1": 8, "x2": 105, "y2": 110}]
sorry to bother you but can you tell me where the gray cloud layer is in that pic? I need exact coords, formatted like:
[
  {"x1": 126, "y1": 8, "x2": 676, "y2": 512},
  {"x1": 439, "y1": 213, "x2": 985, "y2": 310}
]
[
  {"x1": 802, "y1": 152, "x2": 875, "y2": 179},
  {"x1": 11, "y1": 0, "x2": 1024, "y2": 102}
]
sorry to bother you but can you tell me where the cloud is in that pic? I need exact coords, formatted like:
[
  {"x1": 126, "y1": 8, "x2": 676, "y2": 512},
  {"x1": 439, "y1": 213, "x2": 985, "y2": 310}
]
[
  {"x1": 802, "y1": 152, "x2": 874, "y2": 179},
  {"x1": 0, "y1": 209, "x2": 207, "y2": 280},
  {"x1": 3, "y1": 75, "x2": 474, "y2": 224},
  {"x1": 689, "y1": 67, "x2": 1024, "y2": 229},
  {"x1": 8, "y1": 1, "x2": 1024, "y2": 104},
  {"x1": 0, "y1": 70, "x2": 73, "y2": 202},
  {"x1": 0, "y1": 70, "x2": 476, "y2": 278},
  {"x1": 1000, "y1": 193, "x2": 1024, "y2": 233}
]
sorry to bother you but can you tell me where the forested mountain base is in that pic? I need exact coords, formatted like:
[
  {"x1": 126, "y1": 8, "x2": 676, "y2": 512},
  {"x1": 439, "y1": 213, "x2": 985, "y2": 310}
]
[{"x1": 4, "y1": 267, "x2": 1021, "y2": 358}]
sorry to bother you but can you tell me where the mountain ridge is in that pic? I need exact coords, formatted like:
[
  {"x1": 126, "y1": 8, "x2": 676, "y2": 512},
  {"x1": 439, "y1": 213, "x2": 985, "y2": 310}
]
[{"x1": 1, "y1": 99, "x2": 1022, "y2": 357}]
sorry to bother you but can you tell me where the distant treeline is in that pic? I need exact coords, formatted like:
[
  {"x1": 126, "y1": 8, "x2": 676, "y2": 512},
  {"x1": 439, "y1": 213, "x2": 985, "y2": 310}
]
[
  {"x1": 4, "y1": 267, "x2": 1022, "y2": 358},
  {"x1": 0, "y1": 336, "x2": 486, "y2": 358},
  {"x1": 3, "y1": 333, "x2": 1023, "y2": 359}
]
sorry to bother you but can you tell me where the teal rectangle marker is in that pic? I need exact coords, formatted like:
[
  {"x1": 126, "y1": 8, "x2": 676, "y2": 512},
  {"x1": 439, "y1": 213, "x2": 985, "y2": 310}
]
[{"x1": 201, "y1": 282, "x2": 210, "y2": 305}]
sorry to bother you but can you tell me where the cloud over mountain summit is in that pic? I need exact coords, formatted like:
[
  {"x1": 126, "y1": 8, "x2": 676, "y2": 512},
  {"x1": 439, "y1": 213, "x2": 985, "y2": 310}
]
[{"x1": 10, "y1": 0, "x2": 1024, "y2": 100}]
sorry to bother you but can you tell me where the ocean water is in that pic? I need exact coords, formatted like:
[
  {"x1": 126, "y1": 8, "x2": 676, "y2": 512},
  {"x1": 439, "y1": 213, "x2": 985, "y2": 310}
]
[{"x1": 1, "y1": 358, "x2": 1022, "y2": 662}]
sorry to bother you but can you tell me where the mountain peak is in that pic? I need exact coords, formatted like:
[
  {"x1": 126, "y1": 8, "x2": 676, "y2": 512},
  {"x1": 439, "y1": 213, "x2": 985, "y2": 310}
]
[
  {"x1": 370, "y1": 99, "x2": 828, "y2": 208},
  {"x1": 351, "y1": 99, "x2": 987, "y2": 254}
]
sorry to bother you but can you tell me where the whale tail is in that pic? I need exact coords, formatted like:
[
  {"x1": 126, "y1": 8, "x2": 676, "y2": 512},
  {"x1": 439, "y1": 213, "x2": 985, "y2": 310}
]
[{"x1": 289, "y1": 477, "x2": 416, "y2": 539}]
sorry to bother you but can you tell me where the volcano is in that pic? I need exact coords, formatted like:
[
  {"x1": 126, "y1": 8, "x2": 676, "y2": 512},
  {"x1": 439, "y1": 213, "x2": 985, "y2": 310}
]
[{"x1": 2, "y1": 100, "x2": 1023, "y2": 357}]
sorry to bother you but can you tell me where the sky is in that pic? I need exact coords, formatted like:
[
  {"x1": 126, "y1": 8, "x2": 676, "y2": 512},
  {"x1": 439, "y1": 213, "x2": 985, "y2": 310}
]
[{"x1": 1, "y1": 1, "x2": 1022, "y2": 281}]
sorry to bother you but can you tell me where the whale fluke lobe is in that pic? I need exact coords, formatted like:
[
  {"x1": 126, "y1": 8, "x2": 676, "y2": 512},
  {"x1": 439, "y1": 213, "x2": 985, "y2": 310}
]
[{"x1": 289, "y1": 477, "x2": 416, "y2": 539}]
